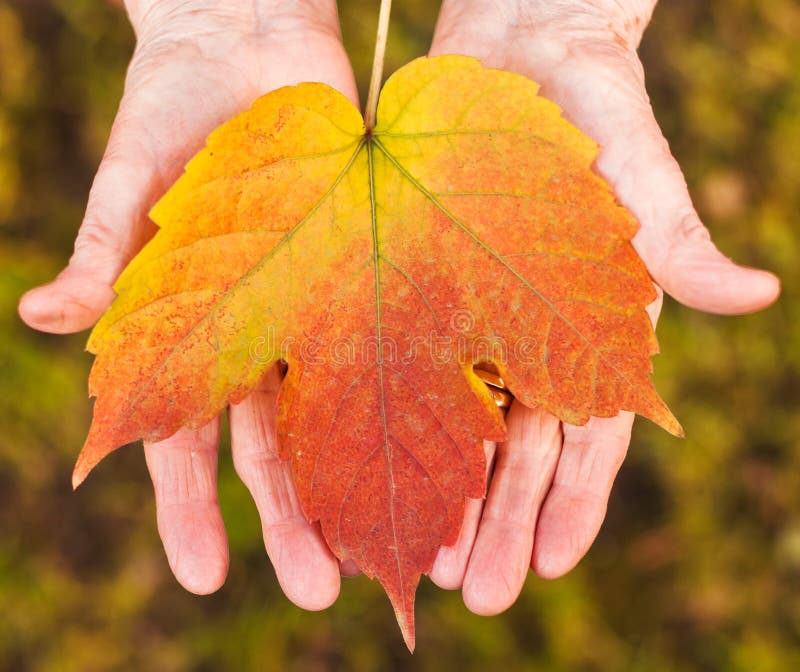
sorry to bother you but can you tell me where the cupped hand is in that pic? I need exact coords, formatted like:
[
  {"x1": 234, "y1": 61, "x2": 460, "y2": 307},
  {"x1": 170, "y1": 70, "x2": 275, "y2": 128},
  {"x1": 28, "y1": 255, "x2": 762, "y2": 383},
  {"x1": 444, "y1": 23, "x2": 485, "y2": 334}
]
[
  {"x1": 426, "y1": 0, "x2": 780, "y2": 615},
  {"x1": 18, "y1": 0, "x2": 356, "y2": 608},
  {"x1": 21, "y1": 0, "x2": 781, "y2": 622}
]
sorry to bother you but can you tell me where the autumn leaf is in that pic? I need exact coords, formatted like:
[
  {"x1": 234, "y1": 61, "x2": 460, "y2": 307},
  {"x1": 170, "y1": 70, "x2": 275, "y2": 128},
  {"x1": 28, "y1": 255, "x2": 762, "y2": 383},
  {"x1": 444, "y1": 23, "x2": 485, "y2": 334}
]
[{"x1": 75, "y1": 55, "x2": 680, "y2": 650}]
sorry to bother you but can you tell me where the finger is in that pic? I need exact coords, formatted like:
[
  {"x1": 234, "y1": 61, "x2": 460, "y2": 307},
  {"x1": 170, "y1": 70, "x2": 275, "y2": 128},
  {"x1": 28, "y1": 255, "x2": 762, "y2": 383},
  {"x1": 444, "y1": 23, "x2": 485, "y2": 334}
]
[
  {"x1": 17, "y1": 103, "x2": 165, "y2": 334},
  {"x1": 429, "y1": 440, "x2": 497, "y2": 590},
  {"x1": 17, "y1": 69, "x2": 239, "y2": 335},
  {"x1": 461, "y1": 404, "x2": 562, "y2": 615},
  {"x1": 527, "y1": 288, "x2": 660, "y2": 579},
  {"x1": 531, "y1": 411, "x2": 634, "y2": 579},
  {"x1": 429, "y1": 20, "x2": 779, "y2": 315},
  {"x1": 144, "y1": 420, "x2": 229, "y2": 594},
  {"x1": 229, "y1": 366, "x2": 340, "y2": 611},
  {"x1": 339, "y1": 559, "x2": 361, "y2": 578},
  {"x1": 533, "y1": 55, "x2": 779, "y2": 315}
]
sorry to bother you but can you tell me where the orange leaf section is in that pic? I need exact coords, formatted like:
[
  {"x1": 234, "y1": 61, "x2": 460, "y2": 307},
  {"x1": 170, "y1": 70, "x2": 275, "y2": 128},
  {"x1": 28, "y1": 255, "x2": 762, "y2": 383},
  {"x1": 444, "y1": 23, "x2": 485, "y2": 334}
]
[{"x1": 77, "y1": 56, "x2": 680, "y2": 650}]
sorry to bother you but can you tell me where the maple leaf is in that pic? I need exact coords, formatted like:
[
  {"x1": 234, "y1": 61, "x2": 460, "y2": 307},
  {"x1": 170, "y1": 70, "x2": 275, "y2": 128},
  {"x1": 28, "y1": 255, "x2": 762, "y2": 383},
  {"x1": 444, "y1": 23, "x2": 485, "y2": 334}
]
[{"x1": 76, "y1": 55, "x2": 680, "y2": 650}]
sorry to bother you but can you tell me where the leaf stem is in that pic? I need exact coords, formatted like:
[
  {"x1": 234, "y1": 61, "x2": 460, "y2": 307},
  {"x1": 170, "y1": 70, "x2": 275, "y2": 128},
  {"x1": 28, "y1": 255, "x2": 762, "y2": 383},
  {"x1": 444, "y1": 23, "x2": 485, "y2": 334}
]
[{"x1": 364, "y1": 0, "x2": 392, "y2": 131}]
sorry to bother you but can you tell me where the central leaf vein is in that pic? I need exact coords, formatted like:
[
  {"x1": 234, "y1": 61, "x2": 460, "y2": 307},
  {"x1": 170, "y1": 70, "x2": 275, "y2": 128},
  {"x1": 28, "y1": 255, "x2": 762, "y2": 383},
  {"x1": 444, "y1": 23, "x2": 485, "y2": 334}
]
[{"x1": 368, "y1": 139, "x2": 405, "y2": 599}]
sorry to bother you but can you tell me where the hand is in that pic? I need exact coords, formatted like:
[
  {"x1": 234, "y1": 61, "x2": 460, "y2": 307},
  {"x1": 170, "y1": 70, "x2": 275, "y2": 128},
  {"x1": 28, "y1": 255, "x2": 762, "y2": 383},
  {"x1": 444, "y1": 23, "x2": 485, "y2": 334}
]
[
  {"x1": 426, "y1": 0, "x2": 780, "y2": 615},
  {"x1": 18, "y1": 0, "x2": 356, "y2": 608}
]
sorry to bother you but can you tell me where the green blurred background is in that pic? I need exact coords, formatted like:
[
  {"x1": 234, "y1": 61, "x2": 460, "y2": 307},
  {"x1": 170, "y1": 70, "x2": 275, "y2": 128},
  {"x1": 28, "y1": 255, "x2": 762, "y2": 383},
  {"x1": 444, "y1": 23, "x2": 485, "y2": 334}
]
[{"x1": 1, "y1": 0, "x2": 798, "y2": 669}]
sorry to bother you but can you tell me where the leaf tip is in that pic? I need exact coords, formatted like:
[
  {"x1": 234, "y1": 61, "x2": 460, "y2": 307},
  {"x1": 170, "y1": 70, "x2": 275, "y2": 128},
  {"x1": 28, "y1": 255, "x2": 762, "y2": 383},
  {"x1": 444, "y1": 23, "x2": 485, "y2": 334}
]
[
  {"x1": 385, "y1": 575, "x2": 418, "y2": 652},
  {"x1": 649, "y1": 400, "x2": 684, "y2": 438},
  {"x1": 72, "y1": 430, "x2": 110, "y2": 490},
  {"x1": 669, "y1": 414, "x2": 685, "y2": 439},
  {"x1": 71, "y1": 462, "x2": 88, "y2": 490},
  {"x1": 634, "y1": 383, "x2": 683, "y2": 438},
  {"x1": 396, "y1": 606, "x2": 416, "y2": 653}
]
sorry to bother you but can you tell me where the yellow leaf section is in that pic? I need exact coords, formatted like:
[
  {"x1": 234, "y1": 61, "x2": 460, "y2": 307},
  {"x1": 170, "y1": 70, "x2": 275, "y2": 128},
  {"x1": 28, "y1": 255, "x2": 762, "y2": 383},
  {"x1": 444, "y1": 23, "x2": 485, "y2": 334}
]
[{"x1": 77, "y1": 83, "x2": 367, "y2": 483}]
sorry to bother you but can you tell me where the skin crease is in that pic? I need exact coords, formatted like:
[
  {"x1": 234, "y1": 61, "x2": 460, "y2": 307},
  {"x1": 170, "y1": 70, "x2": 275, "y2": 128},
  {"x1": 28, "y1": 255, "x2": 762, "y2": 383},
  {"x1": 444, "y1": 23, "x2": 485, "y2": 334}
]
[{"x1": 18, "y1": 0, "x2": 780, "y2": 618}]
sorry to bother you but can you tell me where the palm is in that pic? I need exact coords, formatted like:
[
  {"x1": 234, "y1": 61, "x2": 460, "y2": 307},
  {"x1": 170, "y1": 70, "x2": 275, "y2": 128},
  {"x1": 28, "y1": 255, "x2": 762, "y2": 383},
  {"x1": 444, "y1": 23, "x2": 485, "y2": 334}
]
[
  {"x1": 19, "y1": 4, "x2": 355, "y2": 607},
  {"x1": 426, "y1": 0, "x2": 779, "y2": 614}
]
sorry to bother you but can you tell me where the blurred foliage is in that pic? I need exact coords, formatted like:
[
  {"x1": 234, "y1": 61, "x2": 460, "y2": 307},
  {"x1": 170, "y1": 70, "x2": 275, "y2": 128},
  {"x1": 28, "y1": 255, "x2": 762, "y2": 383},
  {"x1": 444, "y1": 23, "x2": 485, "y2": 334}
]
[{"x1": 1, "y1": 0, "x2": 798, "y2": 669}]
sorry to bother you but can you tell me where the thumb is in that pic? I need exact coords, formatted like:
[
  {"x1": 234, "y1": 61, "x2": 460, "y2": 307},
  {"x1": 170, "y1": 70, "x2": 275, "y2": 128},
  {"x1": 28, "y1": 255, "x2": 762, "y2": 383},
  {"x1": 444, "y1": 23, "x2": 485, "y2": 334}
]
[
  {"x1": 19, "y1": 119, "x2": 161, "y2": 334},
  {"x1": 538, "y1": 54, "x2": 780, "y2": 315},
  {"x1": 643, "y1": 213, "x2": 779, "y2": 315}
]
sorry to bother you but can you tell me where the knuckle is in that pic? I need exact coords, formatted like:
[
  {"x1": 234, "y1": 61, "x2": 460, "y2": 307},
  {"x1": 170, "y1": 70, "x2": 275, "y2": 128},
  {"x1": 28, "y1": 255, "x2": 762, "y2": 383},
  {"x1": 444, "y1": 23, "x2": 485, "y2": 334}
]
[
  {"x1": 71, "y1": 141, "x2": 156, "y2": 268},
  {"x1": 675, "y1": 211, "x2": 712, "y2": 243},
  {"x1": 72, "y1": 212, "x2": 124, "y2": 262},
  {"x1": 610, "y1": 114, "x2": 670, "y2": 173},
  {"x1": 156, "y1": 453, "x2": 216, "y2": 505}
]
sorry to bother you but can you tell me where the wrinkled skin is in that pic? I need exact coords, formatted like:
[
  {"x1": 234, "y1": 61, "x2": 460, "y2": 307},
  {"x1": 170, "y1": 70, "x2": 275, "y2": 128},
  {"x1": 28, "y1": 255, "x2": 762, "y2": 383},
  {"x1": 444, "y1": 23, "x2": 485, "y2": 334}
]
[
  {"x1": 20, "y1": 0, "x2": 357, "y2": 610},
  {"x1": 19, "y1": 0, "x2": 779, "y2": 616}
]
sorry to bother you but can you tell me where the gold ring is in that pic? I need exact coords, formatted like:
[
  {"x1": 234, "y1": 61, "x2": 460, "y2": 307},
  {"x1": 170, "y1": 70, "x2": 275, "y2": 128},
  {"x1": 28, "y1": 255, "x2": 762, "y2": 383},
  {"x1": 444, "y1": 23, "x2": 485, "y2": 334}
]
[{"x1": 473, "y1": 362, "x2": 514, "y2": 410}]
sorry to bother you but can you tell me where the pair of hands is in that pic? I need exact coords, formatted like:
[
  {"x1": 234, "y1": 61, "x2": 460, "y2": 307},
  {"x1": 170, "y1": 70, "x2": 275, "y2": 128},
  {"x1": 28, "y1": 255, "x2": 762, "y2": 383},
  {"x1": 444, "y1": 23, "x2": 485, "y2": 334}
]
[{"x1": 19, "y1": 0, "x2": 779, "y2": 616}]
